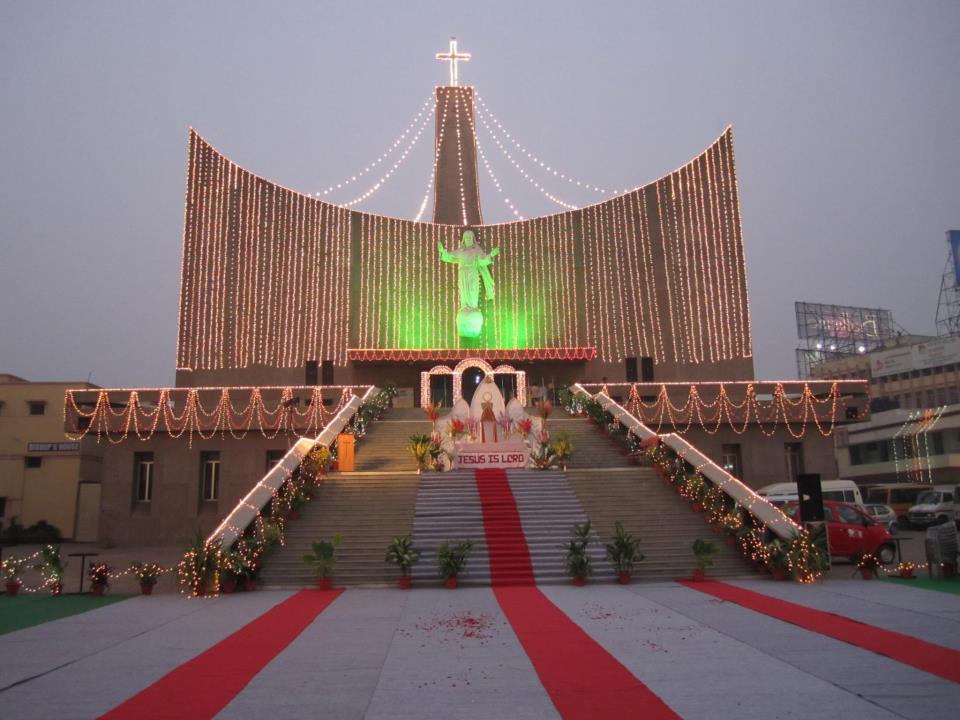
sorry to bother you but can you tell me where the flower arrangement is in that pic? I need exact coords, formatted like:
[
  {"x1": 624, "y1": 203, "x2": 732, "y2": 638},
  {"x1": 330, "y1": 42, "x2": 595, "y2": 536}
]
[
  {"x1": 516, "y1": 418, "x2": 533, "y2": 438},
  {"x1": 423, "y1": 402, "x2": 441, "y2": 424},
  {"x1": 496, "y1": 411, "x2": 514, "y2": 436},
  {"x1": 538, "y1": 399, "x2": 553, "y2": 420},
  {"x1": 301, "y1": 444, "x2": 332, "y2": 478},
  {"x1": 447, "y1": 418, "x2": 467, "y2": 439}
]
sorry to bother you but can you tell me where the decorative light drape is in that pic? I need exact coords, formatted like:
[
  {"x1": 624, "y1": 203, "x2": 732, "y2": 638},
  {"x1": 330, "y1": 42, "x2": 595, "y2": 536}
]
[
  {"x1": 599, "y1": 382, "x2": 853, "y2": 438},
  {"x1": 177, "y1": 127, "x2": 751, "y2": 369},
  {"x1": 64, "y1": 386, "x2": 364, "y2": 446}
]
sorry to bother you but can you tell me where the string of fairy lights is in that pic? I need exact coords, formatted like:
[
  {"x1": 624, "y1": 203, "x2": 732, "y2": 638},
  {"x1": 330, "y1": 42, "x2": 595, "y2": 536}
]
[
  {"x1": 593, "y1": 381, "x2": 854, "y2": 438},
  {"x1": 181, "y1": 119, "x2": 751, "y2": 367},
  {"x1": 63, "y1": 386, "x2": 358, "y2": 446},
  {"x1": 314, "y1": 94, "x2": 434, "y2": 200},
  {"x1": 892, "y1": 406, "x2": 945, "y2": 482}
]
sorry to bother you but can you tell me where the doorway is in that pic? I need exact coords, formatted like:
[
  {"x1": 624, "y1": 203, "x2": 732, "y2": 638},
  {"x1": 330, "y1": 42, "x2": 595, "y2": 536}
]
[{"x1": 462, "y1": 367, "x2": 485, "y2": 404}]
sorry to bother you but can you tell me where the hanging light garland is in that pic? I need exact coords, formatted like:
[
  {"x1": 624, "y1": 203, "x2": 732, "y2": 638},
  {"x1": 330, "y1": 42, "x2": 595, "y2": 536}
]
[
  {"x1": 63, "y1": 385, "x2": 369, "y2": 446},
  {"x1": 576, "y1": 381, "x2": 860, "y2": 438},
  {"x1": 314, "y1": 93, "x2": 434, "y2": 199},
  {"x1": 475, "y1": 94, "x2": 622, "y2": 195}
]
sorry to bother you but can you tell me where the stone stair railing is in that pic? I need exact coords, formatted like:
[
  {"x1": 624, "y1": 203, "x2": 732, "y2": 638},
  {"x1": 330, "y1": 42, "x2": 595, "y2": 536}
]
[
  {"x1": 570, "y1": 384, "x2": 801, "y2": 542},
  {"x1": 206, "y1": 385, "x2": 378, "y2": 548}
]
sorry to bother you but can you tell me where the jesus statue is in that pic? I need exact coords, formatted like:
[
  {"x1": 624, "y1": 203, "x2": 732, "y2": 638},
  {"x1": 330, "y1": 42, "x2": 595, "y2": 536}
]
[{"x1": 437, "y1": 228, "x2": 500, "y2": 338}]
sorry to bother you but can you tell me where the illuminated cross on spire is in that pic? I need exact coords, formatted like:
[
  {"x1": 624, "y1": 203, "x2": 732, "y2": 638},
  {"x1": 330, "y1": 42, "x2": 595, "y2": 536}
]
[{"x1": 435, "y1": 37, "x2": 471, "y2": 86}]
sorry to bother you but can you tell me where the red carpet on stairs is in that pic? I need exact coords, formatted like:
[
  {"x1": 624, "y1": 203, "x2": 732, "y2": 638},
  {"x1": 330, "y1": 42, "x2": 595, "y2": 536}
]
[
  {"x1": 474, "y1": 469, "x2": 681, "y2": 719},
  {"x1": 680, "y1": 580, "x2": 960, "y2": 684},
  {"x1": 99, "y1": 589, "x2": 345, "y2": 720}
]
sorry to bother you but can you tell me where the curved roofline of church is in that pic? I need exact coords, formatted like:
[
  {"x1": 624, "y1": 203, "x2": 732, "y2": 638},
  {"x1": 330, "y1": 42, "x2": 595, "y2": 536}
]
[{"x1": 185, "y1": 126, "x2": 737, "y2": 228}]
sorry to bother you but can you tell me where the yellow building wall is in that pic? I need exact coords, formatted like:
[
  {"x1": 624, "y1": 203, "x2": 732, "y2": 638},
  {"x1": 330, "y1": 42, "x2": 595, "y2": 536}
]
[{"x1": 0, "y1": 378, "x2": 101, "y2": 539}]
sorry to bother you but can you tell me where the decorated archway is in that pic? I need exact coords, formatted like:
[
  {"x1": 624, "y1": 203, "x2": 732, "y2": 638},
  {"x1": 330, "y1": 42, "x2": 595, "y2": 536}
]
[{"x1": 420, "y1": 359, "x2": 526, "y2": 407}]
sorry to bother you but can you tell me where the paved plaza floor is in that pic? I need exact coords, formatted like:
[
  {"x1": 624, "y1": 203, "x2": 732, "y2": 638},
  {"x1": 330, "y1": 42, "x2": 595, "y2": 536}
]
[{"x1": 1, "y1": 578, "x2": 958, "y2": 719}]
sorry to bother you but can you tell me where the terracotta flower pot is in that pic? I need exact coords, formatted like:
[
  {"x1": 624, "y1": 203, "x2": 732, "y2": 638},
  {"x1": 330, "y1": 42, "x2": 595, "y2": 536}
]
[
  {"x1": 573, "y1": 576, "x2": 586, "y2": 587},
  {"x1": 860, "y1": 568, "x2": 875, "y2": 580},
  {"x1": 692, "y1": 569, "x2": 705, "y2": 582},
  {"x1": 399, "y1": 575, "x2": 412, "y2": 590},
  {"x1": 243, "y1": 578, "x2": 257, "y2": 592},
  {"x1": 899, "y1": 568, "x2": 915, "y2": 579},
  {"x1": 445, "y1": 577, "x2": 458, "y2": 589},
  {"x1": 711, "y1": 525, "x2": 721, "y2": 535},
  {"x1": 289, "y1": 509, "x2": 301, "y2": 521},
  {"x1": 139, "y1": 581, "x2": 155, "y2": 596},
  {"x1": 220, "y1": 578, "x2": 237, "y2": 594},
  {"x1": 51, "y1": 582, "x2": 63, "y2": 596},
  {"x1": 5, "y1": 581, "x2": 21, "y2": 596},
  {"x1": 725, "y1": 536, "x2": 735, "y2": 546},
  {"x1": 318, "y1": 577, "x2": 333, "y2": 590},
  {"x1": 770, "y1": 567, "x2": 787, "y2": 582},
  {"x1": 691, "y1": 503, "x2": 702, "y2": 513},
  {"x1": 91, "y1": 583, "x2": 106, "y2": 596},
  {"x1": 617, "y1": 572, "x2": 631, "y2": 585}
]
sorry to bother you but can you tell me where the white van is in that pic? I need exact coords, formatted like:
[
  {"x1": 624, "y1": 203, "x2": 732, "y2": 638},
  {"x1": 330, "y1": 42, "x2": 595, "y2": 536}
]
[
  {"x1": 756, "y1": 480, "x2": 864, "y2": 508},
  {"x1": 907, "y1": 485, "x2": 959, "y2": 528}
]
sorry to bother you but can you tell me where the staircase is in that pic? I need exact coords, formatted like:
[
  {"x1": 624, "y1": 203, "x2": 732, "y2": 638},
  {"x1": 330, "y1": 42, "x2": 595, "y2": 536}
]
[
  {"x1": 353, "y1": 409, "x2": 431, "y2": 472},
  {"x1": 545, "y1": 417, "x2": 633, "y2": 468},
  {"x1": 410, "y1": 469, "x2": 610, "y2": 586},
  {"x1": 259, "y1": 408, "x2": 754, "y2": 587},
  {"x1": 567, "y1": 467, "x2": 752, "y2": 579},
  {"x1": 259, "y1": 473, "x2": 420, "y2": 587}
]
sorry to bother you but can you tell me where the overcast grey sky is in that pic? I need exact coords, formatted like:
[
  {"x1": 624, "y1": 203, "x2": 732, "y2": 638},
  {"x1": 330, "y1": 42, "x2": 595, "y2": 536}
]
[{"x1": 1, "y1": 1, "x2": 958, "y2": 387}]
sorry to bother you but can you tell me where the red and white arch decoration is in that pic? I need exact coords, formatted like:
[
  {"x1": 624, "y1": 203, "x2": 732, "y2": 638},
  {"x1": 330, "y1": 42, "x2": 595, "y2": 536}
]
[{"x1": 420, "y1": 359, "x2": 527, "y2": 407}]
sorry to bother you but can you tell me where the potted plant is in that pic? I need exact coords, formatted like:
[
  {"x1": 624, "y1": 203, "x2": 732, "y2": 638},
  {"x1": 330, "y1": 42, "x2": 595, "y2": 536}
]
[
  {"x1": 530, "y1": 443, "x2": 557, "y2": 470},
  {"x1": 605, "y1": 522, "x2": 644, "y2": 584},
  {"x1": 88, "y1": 563, "x2": 112, "y2": 595},
  {"x1": 129, "y1": 562, "x2": 163, "y2": 595},
  {"x1": 856, "y1": 553, "x2": 880, "y2": 580},
  {"x1": 409, "y1": 433, "x2": 433, "y2": 472},
  {"x1": 35, "y1": 544, "x2": 67, "y2": 595},
  {"x1": 565, "y1": 522, "x2": 593, "y2": 586},
  {"x1": 691, "y1": 538, "x2": 719, "y2": 581},
  {"x1": 301, "y1": 444, "x2": 332, "y2": 479},
  {"x1": 2, "y1": 556, "x2": 26, "y2": 596},
  {"x1": 303, "y1": 535, "x2": 341, "y2": 590},
  {"x1": 385, "y1": 534, "x2": 421, "y2": 589},
  {"x1": 218, "y1": 550, "x2": 246, "y2": 593},
  {"x1": 896, "y1": 561, "x2": 917, "y2": 579},
  {"x1": 765, "y1": 539, "x2": 791, "y2": 581},
  {"x1": 177, "y1": 534, "x2": 221, "y2": 596},
  {"x1": 551, "y1": 432, "x2": 574, "y2": 470},
  {"x1": 437, "y1": 539, "x2": 472, "y2": 589}
]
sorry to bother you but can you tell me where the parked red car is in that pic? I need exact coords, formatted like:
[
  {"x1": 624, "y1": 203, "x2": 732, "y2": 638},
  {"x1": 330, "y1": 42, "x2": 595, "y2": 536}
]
[{"x1": 783, "y1": 500, "x2": 896, "y2": 564}]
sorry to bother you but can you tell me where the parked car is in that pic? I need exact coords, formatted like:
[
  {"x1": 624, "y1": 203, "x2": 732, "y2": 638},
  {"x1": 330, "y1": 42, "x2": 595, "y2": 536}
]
[
  {"x1": 783, "y1": 500, "x2": 896, "y2": 564},
  {"x1": 908, "y1": 485, "x2": 959, "y2": 528},
  {"x1": 863, "y1": 503, "x2": 898, "y2": 533},
  {"x1": 757, "y1": 479, "x2": 864, "y2": 507},
  {"x1": 863, "y1": 483, "x2": 929, "y2": 528}
]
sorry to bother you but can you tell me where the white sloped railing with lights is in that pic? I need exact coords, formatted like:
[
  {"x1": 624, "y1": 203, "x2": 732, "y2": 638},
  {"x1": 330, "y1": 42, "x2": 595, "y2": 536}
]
[
  {"x1": 207, "y1": 386, "x2": 377, "y2": 548},
  {"x1": 570, "y1": 384, "x2": 801, "y2": 541}
]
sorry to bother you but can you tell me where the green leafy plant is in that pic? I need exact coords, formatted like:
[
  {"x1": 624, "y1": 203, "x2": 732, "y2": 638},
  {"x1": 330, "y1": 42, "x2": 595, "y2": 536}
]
[
  {"x1": 385, "y1": 535, "x2": 421, "y2": 577},
  {"x1": 692, "y1": 538, "x2": 719, "y2": 571},
  {"x1": 409, "y1": 433, "x2": 432, "y2": 470},
  {"x1": 550, "y1": 432, "x2": 574, "y2": 466},
  {"x1": 565, "y1": 522, "x2": 593, "y2": 580},
  {"x1": 605, "y1": 522, "x2": 645, "y2": 575},
  {"x1": 35, "y1": 544, "x2": 67, "y2": 584},
  {"x1": 301, "y1": 445, "x2": 332, "y2": 478},
  {"x1": 303, "y1": 535, "x2": 342, "y2": 579},
  {"x1": 765, "y1": 538, "x2": 790, "y2": 571},
  {"x1": 177, "y1": 533, "x2": 222, "y2": 595},
  {"x1": 437, "y1": 539, "x2": 473, "y2": 580}
]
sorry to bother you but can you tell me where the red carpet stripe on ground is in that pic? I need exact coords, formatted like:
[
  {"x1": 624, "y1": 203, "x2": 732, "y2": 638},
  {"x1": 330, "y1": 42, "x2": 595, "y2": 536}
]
[
  {"x1": 474, "y1": 468, "x2": 535, "y2": 586},
  {"x1": 474, "y1": 469, "x2": 680, "y2": 719},
  {"x1": 99, "y1": 589, "x2": 344, "y2": 720},
  {"x1": 679, "y1": 580, "x2": 960, "y2": 684}
]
